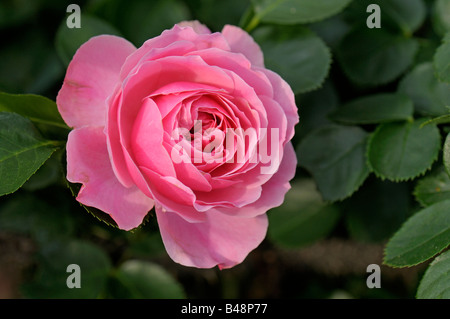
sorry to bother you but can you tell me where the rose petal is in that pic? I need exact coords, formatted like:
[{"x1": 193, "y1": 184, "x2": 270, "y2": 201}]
[
  {"x1": 194, "y1": 182, "x2": 262, "y2": 210},
  {"x1": 177, "y1": 20, "x2": 211, "y2": 34},
  {"x1": 187, "y1": 47, "x2": 273, "y2": 98},
  {"x1": 217, "y1": 95, "x2": 288, "y2": 191},
  {"x1": 156, "y1": 207, "x2": 268, "y2": 268},
  {"x1": 120, "y1": 56, "x2": 235, "y2": 134},
  {"x1": 260, "y1": 69, "x2": 299, "y2": 142},
  {"x1": 57, "y1": 35, "x2": 136, "y2": 128},
  {"x1": 117, "y1": 142, "x2": 207, "y2": 223},
  {"x1": 66, "y1": 126, "x2": 154, "y2": 230},
  {"x1": 164, "y1": 139, "x2": 213, "y2": 192},
  {"x1": 222, "y1": 24, "x2": 265, "y2": 68},
  {"x1": 107, "y1": 56, "x2": 236, "y2": 187},
  {"x1": 105, "y1": 90, "x2": 135, "y2": 188},
  {"x1": 131, "y1": 98, "x2": 176, "y2": 177},
  {"x1": 120, "y1": 25, "x2": 229, "y2": 81},
  {"x1": 215, "y1": 141, "x2": 297, "y2": 218},
  {"x1": 139, "y1": 166, "x2": 195, "y2": 207},
  {"x1": 251, "y1": 95, "x2": 287, "y2": 176}
]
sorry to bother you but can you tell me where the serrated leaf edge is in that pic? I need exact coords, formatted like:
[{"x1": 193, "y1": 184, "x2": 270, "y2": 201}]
[
  {"x1": 383, "y1": 241, "x2": 450, "y2": 269},
  {"x1": 382, "y1": 199, "x2": 450, "y2": 268},
  {"x1": 298, "y1": 126, "x2": 371, "y2": 202},
  {"x1": 433, "y1": 34, "x2": 450, "y2": 84},
  {"x1": 366, "y1": 121, "x2": 441, "y2": 182},
  {"x1": 416, "y1": 250, "x2": 450, "y2": 298},
  {"x1": 412, "y1": 168, "x2": 450, "y2": 208},
  {"x1": 295, "y1": 31, "x2": 333, "y2": 94}
]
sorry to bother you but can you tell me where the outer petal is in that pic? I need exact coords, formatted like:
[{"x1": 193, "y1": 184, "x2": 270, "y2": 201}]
[
  {"x1": 222, "y1": 25, "x2": 265, "y2": 68},
  {"x1": 260, "y1": 69, "x2": 299, "y2": 142},
  {"x1": 156, "y1": 207, "x2": 268, "y2": 269},
  {"x1": 57, "y1": 35, "x2": 136, "y2": 128},
  {"x1": 67, "y1": 126, "x2": 154, "y2": 230},
  {"x1": 120, "y1": 25, "x2": 229, "y2": 81},
  {"x1": 177, "y1": 20, "x2": 211, "y2": 34}
]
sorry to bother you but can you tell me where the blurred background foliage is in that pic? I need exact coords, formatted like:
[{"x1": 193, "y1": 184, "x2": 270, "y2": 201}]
[{"x1": 0, "y1": 0, "x2": 449, "y2": 299}]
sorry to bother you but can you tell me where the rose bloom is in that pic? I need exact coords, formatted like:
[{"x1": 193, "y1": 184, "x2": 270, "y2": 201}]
[{"x1": 57, "y1": 21, "x2": 298, "y2": 269}]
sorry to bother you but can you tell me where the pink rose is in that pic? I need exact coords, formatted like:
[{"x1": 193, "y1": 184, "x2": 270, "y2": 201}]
[{"x1": 57, "y1": 21, "x2": 299, "y2": 269}]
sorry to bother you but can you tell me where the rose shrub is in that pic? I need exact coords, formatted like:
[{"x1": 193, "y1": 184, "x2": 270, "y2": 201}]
[{"x1": 56, "y1": 21, "x2": 299, "y2": 268}]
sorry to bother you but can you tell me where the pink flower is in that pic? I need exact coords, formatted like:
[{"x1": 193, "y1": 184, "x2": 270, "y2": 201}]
[{"x1": 57, "y1": 21, "x2": 299, "y2": 269}]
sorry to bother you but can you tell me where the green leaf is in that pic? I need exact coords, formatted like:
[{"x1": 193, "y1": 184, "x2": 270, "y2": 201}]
[
  {"x1": 309, "y1": 13, "x2": 351, "y2": 50},
  {"x1": 21, "y1": 240, "x2": 112, "y2": 298},
  {"x1": 336, "y1": 28, "x2": 418, "y2": 85},
  {"x1": 398, "y1": 62, "x2": 450, "y2": 116},
  {"x1": 329, "y1": 93, "x2": 414, "y2": 124},
  {"x1": 347, "y1": 0, "x2": 426, "y2": 36},
  {"x1": 0, "y1": 92, "x2": 67, "y2": 129},
  {"x1": 384, "y1": 199, "x2": 450, "y2": 267},
  {"x1": 111, "y1": 260, "x2": 185, "y2": 298},
  {"x1": 55, "y1": 14, "x2": 122, "y2": 66},
  {"x1": 367, "y1": 119, "x2": 441, "y2": 182},
  {"x1": 297, "y1": 125, "x2": 370, "y2": 201},
  {"x1": 250, "y1": 0, "x2": 353, "y2": 25},
  {"x1": 254, "y1": 26, "x2": 331, "y2": 94},
  {"x1": 344, "y1": 178, "x2": 411, "y2": 242},
  {"x1": 414, "y1": 168, "x2": 450, "y2": 207},
  {"x1": 414, "y1": 38, "x2": 440, "y2": 66},
  {"x1": 268, "y1": 179, "x2": 340, "y2": 248},
  {"x1": 417, "y1": 250, "x2": 450, "y2": 299},
  {"x1": 296, "y1": 80, "x2": 338, "y2": 140},
  {"x1": 0, "y1": 112, "x2": 58, "y2": 196},
  {"x1": 420, "y1": 114, "x2": 450, "y2": 127},
  {"x1": 443, "y1": 132, "x2": 450, "y2": 176},
  {"x1": 378, "y1": 0, "x2": 426, "y2": 35},
  {"x1": 22, "y1": 153, "x2": 62, "y2": 191},
  {"x1": 432, "y1": 0, "x2": 450, "y2": 37},
  {"x1": 434, "y1": 32, "x2": 450, "y2": 83}
]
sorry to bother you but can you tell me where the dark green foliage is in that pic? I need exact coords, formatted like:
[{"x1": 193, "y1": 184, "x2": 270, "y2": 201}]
[{"x1": 1, "y1": 0, "x2": 449, "y2": 299}]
